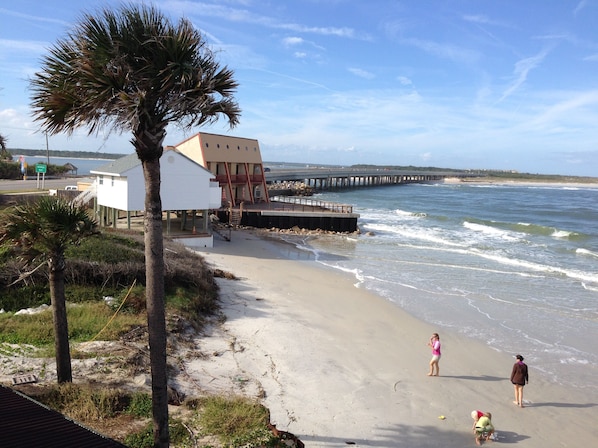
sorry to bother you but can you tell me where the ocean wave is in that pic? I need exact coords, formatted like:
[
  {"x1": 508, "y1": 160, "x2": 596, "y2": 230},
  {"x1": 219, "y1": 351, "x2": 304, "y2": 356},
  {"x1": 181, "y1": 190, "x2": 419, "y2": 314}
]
[
  {"x1": 465, "y1": 219, "x2": 585, "y2": 241},
  {"x1": 394, "y1": 208, "x2": 426, "y2": 219},
  {"x1": 552, "y1": 229, "x2": 576, "y2": 239},
  {"x1": 363, "y1": 222, "x2": 464, "y2": 247},
  {"x1": 469, "y1": 249, "x2": 598, "y2": 284},
  {"x1": 582, "y1": 282, "x2": 598, "y2": 292},
  {"x1": 577, "y1": 248, "x2": 598, "y2": 258},
  {"x1": 463, "y1": 221, "x2": 522, "y2": 242}
]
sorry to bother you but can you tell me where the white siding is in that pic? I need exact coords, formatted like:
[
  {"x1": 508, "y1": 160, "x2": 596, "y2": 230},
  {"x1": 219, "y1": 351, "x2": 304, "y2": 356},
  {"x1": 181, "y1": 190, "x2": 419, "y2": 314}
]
[
  {"x1": 208, "y1": 181, "x2": 221, "y2": 209},
  {"x1": 93, "y1": 150, "x2": 221, "y2": 212},
  {"x1": 161, "y1": 152, "x2": 220, "y2": 210},
  {"x1": 126, "y1": 169, "x2": 145, "y2": 210},
  {"x1": 96, "y1": 175, "x2": 129, "y2": 209}
]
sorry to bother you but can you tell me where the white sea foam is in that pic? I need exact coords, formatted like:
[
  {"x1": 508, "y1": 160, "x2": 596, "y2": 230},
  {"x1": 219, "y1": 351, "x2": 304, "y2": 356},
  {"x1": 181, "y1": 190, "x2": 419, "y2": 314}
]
[
  {"x1": 552, "y1": 230, "x2": 574, "y2": 239},
  {"x1": 560, "y1": 357, "x2": 589, "y2": 365},
  {"x1": 468, "y1": 249, "x2": 598, "y2": 284},
  {"x1": 463, "y1": 221, "x2": 522, "y2": 242},
  {"x1": 581, "y1": 282, "x2": 598, "y2": 292},
  {"x1": 577, "y1": 248, "x2": 598, "y2": 258}
]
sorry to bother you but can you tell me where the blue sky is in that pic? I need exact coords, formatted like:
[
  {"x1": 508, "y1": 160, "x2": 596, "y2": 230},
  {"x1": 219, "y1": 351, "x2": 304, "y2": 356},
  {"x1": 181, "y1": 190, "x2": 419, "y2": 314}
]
[{"x1": 1, "y1": 1, "x2": 598, "y2": 176}]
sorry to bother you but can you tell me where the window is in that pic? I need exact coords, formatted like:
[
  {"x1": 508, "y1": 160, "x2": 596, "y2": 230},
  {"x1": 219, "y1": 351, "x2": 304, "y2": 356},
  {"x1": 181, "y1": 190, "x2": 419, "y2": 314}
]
[{"x1": 99, "y1": 175, "x2": 104, "y2": 185}]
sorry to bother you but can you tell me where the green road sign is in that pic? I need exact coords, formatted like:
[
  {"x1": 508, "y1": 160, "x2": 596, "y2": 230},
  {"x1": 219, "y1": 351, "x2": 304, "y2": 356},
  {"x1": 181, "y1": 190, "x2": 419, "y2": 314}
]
[{"x1": 35, "y1": 163, "x2": 47, "y2": 174}]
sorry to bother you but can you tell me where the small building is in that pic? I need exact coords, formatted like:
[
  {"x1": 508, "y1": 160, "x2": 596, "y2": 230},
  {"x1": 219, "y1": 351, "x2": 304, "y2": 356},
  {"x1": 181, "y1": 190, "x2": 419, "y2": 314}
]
[
  {"x1": 173, "y1": 132, "x2": 270, "y2": 206},
  {"x1": 63, "y1": 162, "x2": 78, "y2": 175},
  {"x1": 89, "y1": 149, "x2": 221, "y2": 245}
]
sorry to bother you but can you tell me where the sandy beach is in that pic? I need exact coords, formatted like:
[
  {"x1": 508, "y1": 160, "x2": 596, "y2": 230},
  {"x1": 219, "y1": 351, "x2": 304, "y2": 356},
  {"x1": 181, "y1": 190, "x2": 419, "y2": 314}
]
[{"x1": 185, "y1": 229, "x2": 598, "y2": 447}]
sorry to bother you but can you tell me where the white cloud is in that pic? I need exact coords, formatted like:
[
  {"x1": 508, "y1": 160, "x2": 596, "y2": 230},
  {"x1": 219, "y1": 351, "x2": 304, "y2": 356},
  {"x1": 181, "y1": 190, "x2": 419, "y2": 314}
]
[
  {"x1": 282, "y1": 36, "x2": 304, "y2": 47},
  {"x1": 573, "y1": 0, "x2": 588, "y2": 16},
  {"x1": 0, "y1": 39, "x2": 49, "y2": 54},
  {"x1": 348, "y1": 68, "x2": 375, "y2": 79},
  {"x1": 499, "y1": 48, "x2": 550, "y2": 102},
  {"x1": 0, "y1": 8, "x2": 69, "y2": 27},
  {"x1": 172, "y1": 2, "x2": 366, "y2": 39},
  {"x1": 401, "y1": 38, "x2": 480, "y2": 65}
]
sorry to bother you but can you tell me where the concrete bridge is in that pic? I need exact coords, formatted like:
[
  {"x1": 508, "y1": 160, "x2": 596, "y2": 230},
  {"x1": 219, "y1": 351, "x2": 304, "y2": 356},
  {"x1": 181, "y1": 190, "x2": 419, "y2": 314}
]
[{"x1": 265, "y1": 167, "x2": 474, "y2": 190}]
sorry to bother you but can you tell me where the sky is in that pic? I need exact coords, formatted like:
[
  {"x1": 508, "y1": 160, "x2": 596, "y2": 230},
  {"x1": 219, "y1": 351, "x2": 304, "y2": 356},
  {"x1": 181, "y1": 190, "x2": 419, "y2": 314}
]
[{"x1": 1, "y1": 1, "x2": 598, "y2": 176}]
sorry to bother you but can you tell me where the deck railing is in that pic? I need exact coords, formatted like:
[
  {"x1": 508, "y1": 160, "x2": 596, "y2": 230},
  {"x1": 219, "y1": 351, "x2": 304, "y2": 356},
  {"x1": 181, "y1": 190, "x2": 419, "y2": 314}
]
[{"x1": 268, "y1": 196, "x2": 353, "y2": 213}]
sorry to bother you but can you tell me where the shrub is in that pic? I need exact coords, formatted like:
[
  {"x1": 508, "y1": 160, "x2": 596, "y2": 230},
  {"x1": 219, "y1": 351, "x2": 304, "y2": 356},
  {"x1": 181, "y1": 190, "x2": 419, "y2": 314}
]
[
  {"x1": 125, "y1": 392, "x2": 152, "y2": 418},
  {"x1": 124, "y1": 419, "x2": 191, "y2": 448},
  {"x1": 197, "y1": 395, "x2": 273, "y2": 446}
]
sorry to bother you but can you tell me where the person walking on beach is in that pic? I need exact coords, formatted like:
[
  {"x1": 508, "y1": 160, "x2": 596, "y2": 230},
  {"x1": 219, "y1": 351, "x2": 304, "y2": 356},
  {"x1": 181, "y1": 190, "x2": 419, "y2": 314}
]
[
  {"x1": 427, "y1": 333, "x2": 441, "y2": 376},
  {"x1": 510, "y1": 354, "x2": 528, "y2": 407}
]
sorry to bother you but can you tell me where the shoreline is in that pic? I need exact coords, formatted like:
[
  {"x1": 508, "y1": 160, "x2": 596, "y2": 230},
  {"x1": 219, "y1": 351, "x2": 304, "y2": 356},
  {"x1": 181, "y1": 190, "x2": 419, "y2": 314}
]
[
  {"x1": 442, "y1": 176, "x2": 598, "y2": 189},
  {"x1": 189, "y1": 229, "x2": 597, "y2": 447}
]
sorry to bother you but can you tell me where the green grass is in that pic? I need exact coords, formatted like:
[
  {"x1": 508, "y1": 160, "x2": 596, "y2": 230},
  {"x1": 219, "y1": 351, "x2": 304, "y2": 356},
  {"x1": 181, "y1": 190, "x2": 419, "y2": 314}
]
[
  {"x1": 0, "y1": 301, "x2": 145, "y2": 346},
  {"x1": 0, "y1": 224, "x2": 285, "y2": 447},
  {"x1": 196, "y1": 395, "x2": 276, "y2": 447},
  {"x1": 38, "y1": 383, "x2": 127, "y2": 420}
]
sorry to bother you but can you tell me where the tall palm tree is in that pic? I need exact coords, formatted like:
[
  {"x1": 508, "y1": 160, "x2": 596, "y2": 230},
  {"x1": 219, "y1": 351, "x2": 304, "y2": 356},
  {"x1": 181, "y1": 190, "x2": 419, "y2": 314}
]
[
  {"x1": 0, "y1": 133, "x2": 11, "y2": 160},
  {"x1": 29, "y1": 4, "x2": 240, "y2": 446},
  {"x1": 0, "y1": 197, "x2": 98, "y2": 383}
]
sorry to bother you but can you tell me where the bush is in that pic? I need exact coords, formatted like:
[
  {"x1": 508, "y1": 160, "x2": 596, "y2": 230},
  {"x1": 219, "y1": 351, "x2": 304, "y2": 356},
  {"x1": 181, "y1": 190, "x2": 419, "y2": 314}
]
[
  {"x1": 125, "y1": 392, "x2": 153, "y2": 418},
  {"x1": 1, "y1": 227, "x2": 218, "y2": 325},
  {"x1": 124, "y1": 419, "x2": 191, "y2": 448},
  {"x1": 197, "y1": 395, "x2": 273, "y2": 446},
  {"x1": 37, "y1": 383, "x2": 127, "y2": 420}
]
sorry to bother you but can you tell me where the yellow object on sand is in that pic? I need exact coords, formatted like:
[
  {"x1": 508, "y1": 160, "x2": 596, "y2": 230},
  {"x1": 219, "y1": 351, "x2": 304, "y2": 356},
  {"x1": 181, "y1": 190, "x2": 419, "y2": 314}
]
[{"x1": 438, "y1": 415, "x2": 446, "y2": 420}]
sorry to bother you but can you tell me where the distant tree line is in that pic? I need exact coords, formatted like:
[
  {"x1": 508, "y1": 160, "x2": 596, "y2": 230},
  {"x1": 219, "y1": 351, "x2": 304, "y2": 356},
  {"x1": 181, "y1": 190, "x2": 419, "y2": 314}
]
[
  {"x1": 0, "y1": 140, "x2": 125, "y2": 179},
  {"x1": 0, "y1": 160, "x2": 71, "y2": 179},
  {"x1": 7, "y1": 148, "x2": 126, "y2": 160},
  {"x1": 350, "y1": 164, "x2": 597, "y2": 183},
  {"x1": 351, "y1": 164, "x2": 467, "y2": 173}
]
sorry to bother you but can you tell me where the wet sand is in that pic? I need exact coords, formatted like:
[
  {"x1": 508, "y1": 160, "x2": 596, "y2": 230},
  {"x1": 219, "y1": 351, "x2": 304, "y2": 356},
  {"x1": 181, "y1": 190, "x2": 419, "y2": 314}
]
[{"x1": 186, "y1": 229, "x2": 598, "y2": 447}]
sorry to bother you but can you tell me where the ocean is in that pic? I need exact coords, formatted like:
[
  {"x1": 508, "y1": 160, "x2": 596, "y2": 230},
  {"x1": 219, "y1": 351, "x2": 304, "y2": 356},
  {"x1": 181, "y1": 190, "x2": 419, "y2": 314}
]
[
  {"x1": 21, "y1": 154, "x2": 597, "y2": 392},
  {"x1": 279, "y1": 182, "x2": 598, "y2": 393},
  {"x1": 15, "y1": 155, "x2": 115, "y2": 175}
]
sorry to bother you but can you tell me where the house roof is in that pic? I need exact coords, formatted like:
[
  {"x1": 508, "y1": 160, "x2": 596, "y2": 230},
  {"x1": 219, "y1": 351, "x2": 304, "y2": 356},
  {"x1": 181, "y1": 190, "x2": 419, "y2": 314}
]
[
  {"x1": 90, "y1": 152, "x2": 140, "y2": 176},
  {"x1": 0, "y1": 385, "x2": 128, "y2": 448},
  {"x1": 90, "y1": 149, "x2": 214, "y2": 177}
]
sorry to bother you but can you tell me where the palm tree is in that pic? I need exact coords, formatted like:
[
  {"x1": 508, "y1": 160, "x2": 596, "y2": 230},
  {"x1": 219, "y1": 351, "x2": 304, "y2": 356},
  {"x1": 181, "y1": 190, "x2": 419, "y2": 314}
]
[
  {"x1": 29, "y1": 4, "x2": 240, "y2": 446},
  {"x1": 0, "y1": 197, "x2": 98, "y2": 383},
  {"x1": 0, "y1": 133, "x2": 11, "y2": 160}
]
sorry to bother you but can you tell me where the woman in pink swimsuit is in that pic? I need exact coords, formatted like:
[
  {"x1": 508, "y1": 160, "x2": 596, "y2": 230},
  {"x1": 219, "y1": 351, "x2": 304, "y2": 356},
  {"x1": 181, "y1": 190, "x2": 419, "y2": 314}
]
[{"x1": 427, "y1": 333, "x2": 441, "y2": 376}]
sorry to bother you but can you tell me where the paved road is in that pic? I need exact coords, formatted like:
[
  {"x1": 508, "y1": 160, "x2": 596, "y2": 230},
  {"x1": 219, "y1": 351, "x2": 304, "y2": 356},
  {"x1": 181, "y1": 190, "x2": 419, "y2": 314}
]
[{"x1": 0, "y1": 177, "x2": 94, "y2": 193}]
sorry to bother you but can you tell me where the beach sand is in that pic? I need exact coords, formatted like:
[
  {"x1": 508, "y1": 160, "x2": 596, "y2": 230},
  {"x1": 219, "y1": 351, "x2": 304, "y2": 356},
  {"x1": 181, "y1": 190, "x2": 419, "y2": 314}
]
[{"x1": 185, "y1": 229, "x2": 597, "y2": 447}]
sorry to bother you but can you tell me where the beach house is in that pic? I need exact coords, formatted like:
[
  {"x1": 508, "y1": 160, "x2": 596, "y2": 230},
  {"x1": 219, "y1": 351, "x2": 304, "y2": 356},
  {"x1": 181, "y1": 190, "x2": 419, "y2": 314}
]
[
  {"x1": 89, "y1": 148, "x2": 221, "y2": 246},
  {"x1": 173, "y1": 132, "x2": 270, "y2": 206}
]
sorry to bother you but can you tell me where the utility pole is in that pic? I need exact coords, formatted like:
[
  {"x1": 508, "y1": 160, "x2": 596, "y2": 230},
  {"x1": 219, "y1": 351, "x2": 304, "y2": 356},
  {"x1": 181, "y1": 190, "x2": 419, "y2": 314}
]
[{"x1": 46, "y1": 132, "x2": 50, "y2": 165}]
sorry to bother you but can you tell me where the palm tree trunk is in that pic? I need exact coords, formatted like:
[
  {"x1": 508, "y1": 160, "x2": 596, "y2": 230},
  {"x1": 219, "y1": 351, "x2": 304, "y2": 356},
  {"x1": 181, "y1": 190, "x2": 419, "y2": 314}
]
[
  {"x1": 142, "y1": 157, "x2": 170, "y2": 448},
  {"x1": 48, "y1": 256, "x2": 72, "y2": 383}
]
